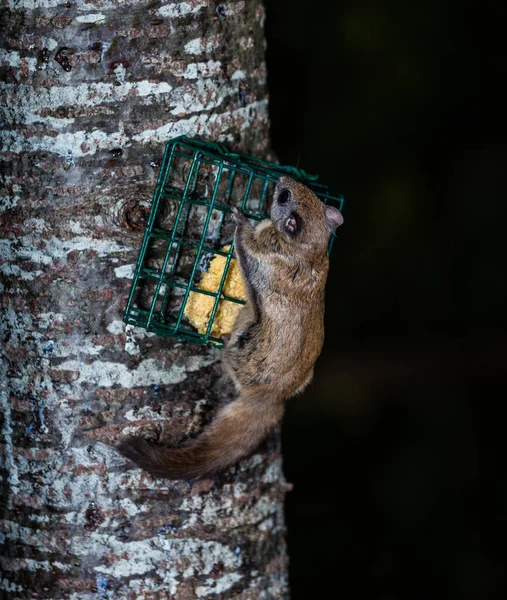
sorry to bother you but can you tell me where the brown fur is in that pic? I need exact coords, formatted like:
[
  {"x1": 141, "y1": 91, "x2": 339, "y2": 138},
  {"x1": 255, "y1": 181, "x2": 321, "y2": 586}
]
[{"x1": 118, "y1": 177, "x2": 343, "y2": 479}]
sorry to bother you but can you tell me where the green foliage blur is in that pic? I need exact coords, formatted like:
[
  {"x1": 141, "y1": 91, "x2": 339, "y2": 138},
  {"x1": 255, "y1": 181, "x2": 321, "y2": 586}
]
[{"x1": 265, "y1": 0, "x2": 507, "y2": 597}]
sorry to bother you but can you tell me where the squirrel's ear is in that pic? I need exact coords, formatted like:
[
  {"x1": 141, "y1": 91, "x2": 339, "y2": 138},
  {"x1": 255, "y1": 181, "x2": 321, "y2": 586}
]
[{"x1": 324, "y1": 205, "x2": 344, "y2": 229}]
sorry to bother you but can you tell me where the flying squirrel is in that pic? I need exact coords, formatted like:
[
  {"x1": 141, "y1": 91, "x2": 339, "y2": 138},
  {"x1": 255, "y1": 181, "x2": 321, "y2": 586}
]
[{"x1": 118, "y1": 176, "x2": 343, "y2": 479}]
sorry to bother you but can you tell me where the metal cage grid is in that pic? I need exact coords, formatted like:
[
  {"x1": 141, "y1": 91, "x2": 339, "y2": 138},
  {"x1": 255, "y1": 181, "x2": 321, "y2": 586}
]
[{"x1": 123, "y1": 136, "x2": 344, "y2": 348}]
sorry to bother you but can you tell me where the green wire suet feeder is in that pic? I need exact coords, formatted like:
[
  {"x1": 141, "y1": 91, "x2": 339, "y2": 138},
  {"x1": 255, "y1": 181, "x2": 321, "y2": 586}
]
[{"x1": 123, "y1": 136, "x2": 344, "y2": 348}]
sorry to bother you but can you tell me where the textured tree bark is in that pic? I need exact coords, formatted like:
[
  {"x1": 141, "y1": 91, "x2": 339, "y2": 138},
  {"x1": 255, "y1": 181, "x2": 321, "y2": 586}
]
[{"x1": 0, "y1": 1, "x2": 289, "y2": 598}]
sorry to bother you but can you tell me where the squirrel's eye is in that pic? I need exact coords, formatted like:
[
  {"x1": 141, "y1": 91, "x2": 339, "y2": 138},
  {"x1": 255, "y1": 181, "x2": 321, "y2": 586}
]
[{"x1": 278, "y1": 189, "x2": 290, "y2": 204}]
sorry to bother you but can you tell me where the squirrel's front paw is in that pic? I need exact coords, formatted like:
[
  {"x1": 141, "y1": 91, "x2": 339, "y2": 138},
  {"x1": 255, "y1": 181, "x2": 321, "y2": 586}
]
[{"x1": 232, "y1": 207, "x2": 248, "y2": 224}]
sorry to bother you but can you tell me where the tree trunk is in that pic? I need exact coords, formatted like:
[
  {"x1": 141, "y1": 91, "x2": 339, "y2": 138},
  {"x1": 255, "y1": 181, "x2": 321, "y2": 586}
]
[{"x1": 0, "y1": 1, "x2": 289, "y2": 597}]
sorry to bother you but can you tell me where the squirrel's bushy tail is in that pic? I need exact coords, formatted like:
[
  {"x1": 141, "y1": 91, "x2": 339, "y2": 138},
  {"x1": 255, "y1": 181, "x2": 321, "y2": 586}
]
[{"x1": 117, "y1": 388, "x2": 284, "y2": 480}]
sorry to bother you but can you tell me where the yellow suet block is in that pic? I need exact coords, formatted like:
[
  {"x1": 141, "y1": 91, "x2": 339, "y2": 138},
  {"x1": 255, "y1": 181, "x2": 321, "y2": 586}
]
[{"x1": 184, "y1": 245, "x2": 246, "y2": 337}]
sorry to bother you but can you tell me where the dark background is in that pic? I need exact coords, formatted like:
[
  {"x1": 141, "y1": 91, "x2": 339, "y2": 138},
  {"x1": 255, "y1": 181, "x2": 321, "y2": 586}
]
[{"x1": 264, "y1": 1, "x2": 507, "y2": 597}]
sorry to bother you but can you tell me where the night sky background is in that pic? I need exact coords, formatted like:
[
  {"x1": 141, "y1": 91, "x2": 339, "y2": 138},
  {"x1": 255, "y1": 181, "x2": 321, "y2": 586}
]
[{"x1": 264, "y1": 0, "x2": 507, "y2": 597}]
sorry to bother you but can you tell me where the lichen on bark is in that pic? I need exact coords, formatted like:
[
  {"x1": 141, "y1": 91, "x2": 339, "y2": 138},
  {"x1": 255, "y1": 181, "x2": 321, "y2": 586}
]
[{"x1": 0, "y1": 0, "x2": 289, "y2": 597}]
